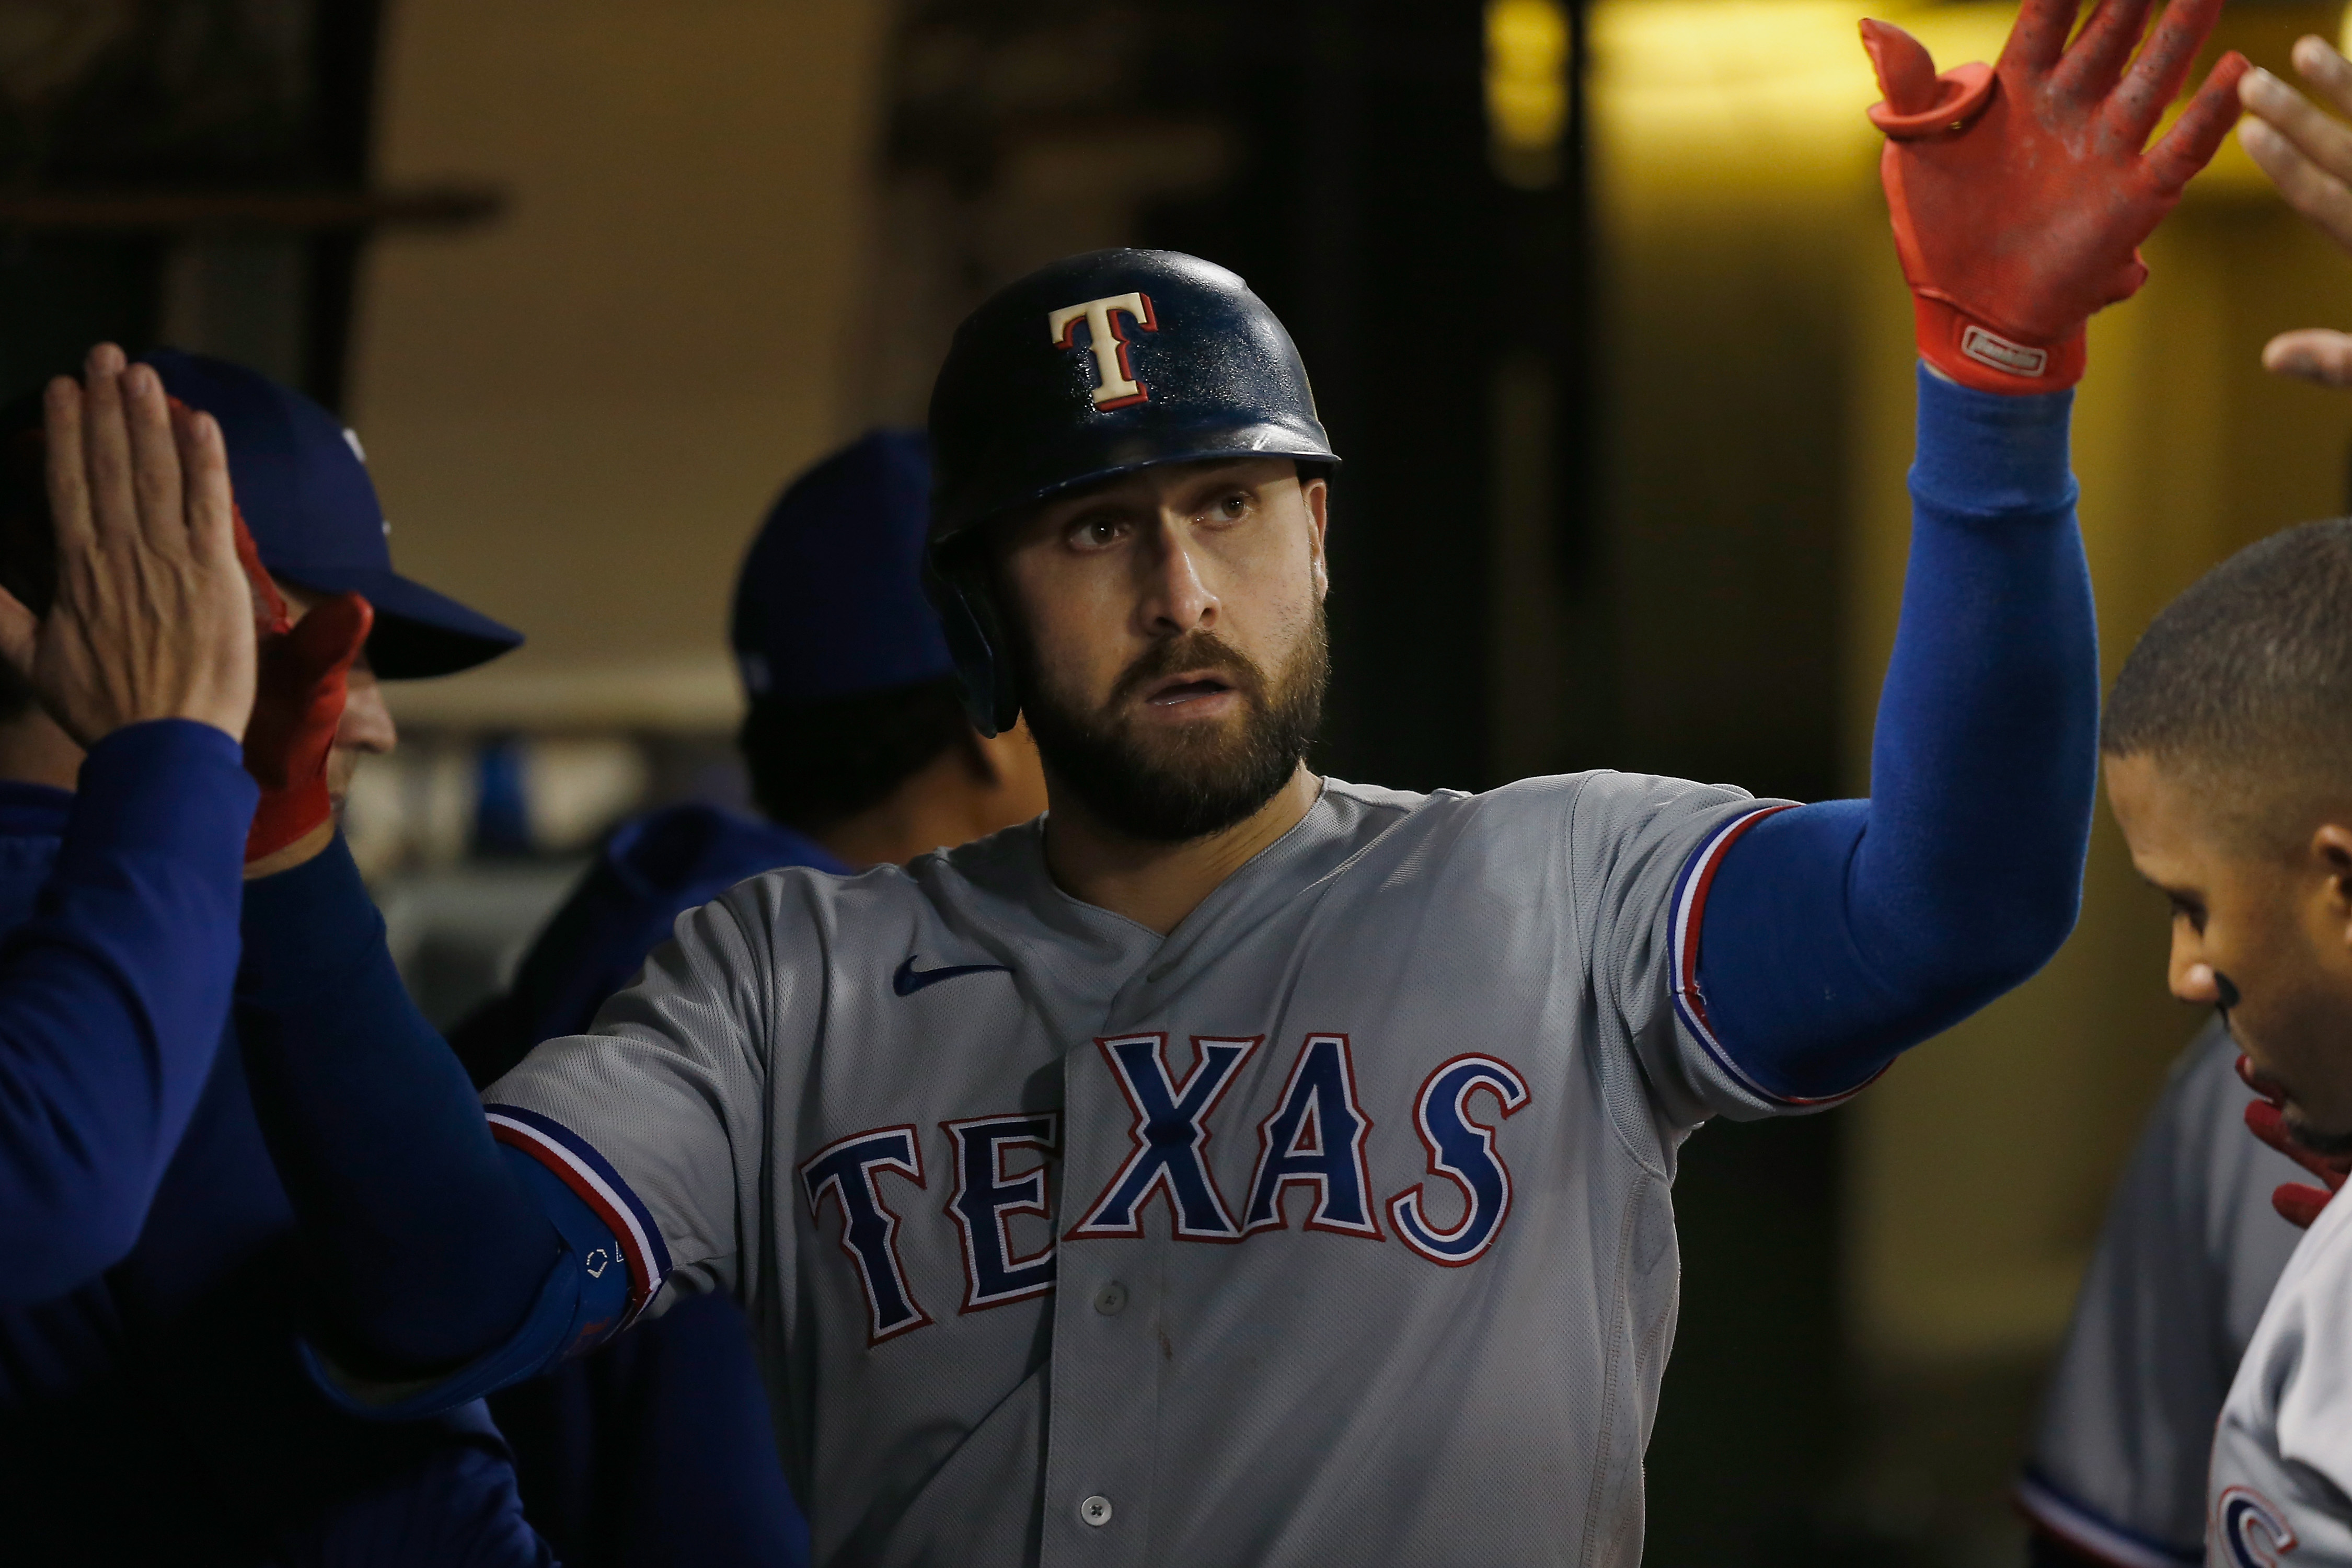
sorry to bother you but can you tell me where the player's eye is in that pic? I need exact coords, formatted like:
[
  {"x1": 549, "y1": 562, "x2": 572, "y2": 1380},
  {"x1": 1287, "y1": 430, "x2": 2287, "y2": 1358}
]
[
  {"x1": 1065, "y1": 515, "x2": 1128, "y2": 550},
  {"x1": 2169, "y1": 895, "x2": 2206, "y2": 933},
  {"x1": 1208, "y1": 490, "x2": 1251, "y2": 522}
]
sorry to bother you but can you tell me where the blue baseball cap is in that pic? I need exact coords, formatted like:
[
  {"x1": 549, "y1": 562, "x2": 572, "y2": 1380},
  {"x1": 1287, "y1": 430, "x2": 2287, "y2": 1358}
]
[
  {"x1": 730, "y1": 430, "x2": 954, "y2": 707},
  {"x1": 140, "y1": 349, "x2": 524, "y2": 679}
]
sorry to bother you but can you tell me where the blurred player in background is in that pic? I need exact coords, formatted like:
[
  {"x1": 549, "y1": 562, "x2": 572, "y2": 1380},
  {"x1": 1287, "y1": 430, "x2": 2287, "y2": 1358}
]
[
  {"x1": 2019, "y1": 39, "x2": 2352, "y2": 1566},
  {"x1": 447, "y1": 429, "x2": 1045, "y2": 1568},
  {"x1": 0, "y1": 348, "x2": 550, "y2": 1564},
  {"x1": 2019, "y1": 1020, "x2": 2305, "y2": 1567},
  {"x1": 453, "y1": 431, "x2": 1044, "y2": 1074}
]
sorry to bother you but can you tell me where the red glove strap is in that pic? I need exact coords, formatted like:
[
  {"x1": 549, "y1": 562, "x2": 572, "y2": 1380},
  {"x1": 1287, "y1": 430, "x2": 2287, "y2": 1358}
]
[{"x1": 1911, "y1": 296, "x2": 2086, "y2": 396}]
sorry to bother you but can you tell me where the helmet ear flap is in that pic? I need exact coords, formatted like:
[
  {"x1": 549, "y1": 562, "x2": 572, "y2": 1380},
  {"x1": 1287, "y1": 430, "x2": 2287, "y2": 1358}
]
[{"x1": 925, "y1": 553, "x2": 1021, "y2": 739}]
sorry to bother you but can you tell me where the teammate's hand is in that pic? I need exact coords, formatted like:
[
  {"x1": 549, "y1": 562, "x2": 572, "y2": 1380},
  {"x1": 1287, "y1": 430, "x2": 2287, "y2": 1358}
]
[
  {"x1": 2238, "y1": 1054, "x2": 2352, "y2": 1228},
  {"x1": 2240, "y1": 38, "x2": 2352, "y2": 384},
  {"x1": 243, "y1": 590, "x2": 371, "y2": 867},
  {"x1": 0, "y1": 345, "x2": 257, "y2": 747},
  {"x1": 1861, "y1": 0, "x2": 2248, "y2": 394}
]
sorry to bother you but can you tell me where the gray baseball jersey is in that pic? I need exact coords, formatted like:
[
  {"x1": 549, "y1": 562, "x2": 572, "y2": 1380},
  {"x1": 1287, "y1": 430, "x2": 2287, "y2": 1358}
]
[
  {"x1": 2020, "y1": 1020, "x2": 2305, "y2": 1567},
  {"x1": 2208, "y1": 1165, "x2": 2352, "y2": 1566},
  {"x1": 484, "y1": 773, "x2": 1817, "y2": 1567}
]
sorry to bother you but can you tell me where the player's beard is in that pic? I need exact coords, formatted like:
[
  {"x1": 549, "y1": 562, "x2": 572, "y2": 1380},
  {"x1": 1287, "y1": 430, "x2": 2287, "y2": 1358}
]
[{"x1": 1018, "y1": 607, "x2": 1328, "y2": 845}]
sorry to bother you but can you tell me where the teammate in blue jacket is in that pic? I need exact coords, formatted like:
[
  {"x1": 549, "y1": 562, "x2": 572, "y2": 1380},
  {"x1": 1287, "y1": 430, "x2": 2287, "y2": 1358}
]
[
  {"x1": 0, "y1": 347, "x2": 258, "y2": 1298},
  {"x1": 227, "y1": 4, "x2": 2249, "y2": 1560},
  {"x1": 0, "y1": 348, "x2": 551, "y2": 1566},
  {"x1": 445, "y1": 431, "x2": 1043, "y2": 1567}
]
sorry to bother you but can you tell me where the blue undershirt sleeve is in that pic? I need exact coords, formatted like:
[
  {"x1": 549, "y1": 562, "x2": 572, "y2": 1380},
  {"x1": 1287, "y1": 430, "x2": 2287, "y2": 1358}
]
[
  {"x1": 1689, "y1": 365, "x2": 2096, "y2": 1102},
  {"x1": 0, "y1": 719, "x2": 258, "y2": 1300},
  {"x1": 238, "y1": 833, "x2": 626, "y2": 1398}
]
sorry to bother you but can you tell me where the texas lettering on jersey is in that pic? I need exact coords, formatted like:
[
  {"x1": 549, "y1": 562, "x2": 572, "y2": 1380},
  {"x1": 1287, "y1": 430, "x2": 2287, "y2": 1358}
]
[{"x1": 794, "y1": 1030, "x2": 1528, "y2": 1342}]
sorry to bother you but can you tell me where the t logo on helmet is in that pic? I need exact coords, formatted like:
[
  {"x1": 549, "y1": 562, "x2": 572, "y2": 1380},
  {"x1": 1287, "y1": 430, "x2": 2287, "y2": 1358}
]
[{"x1": 1048, "y1": 292, "x2": 1159, "y2": 410}]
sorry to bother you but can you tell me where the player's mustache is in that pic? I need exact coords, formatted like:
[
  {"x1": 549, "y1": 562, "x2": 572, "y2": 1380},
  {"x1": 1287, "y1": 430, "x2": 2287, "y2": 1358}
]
[{"x1": 1106, "y1": 632, "x2": 1267, "y2": 710}]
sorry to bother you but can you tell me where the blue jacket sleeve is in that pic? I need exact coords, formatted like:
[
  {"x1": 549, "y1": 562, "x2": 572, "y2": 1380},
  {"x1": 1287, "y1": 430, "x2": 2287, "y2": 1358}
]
[
  {"x1": 1689, "y1": 366, "x2": 2096, "y2": 1102},
  {"x1": 239, "y1": 833, "x2": 627, "y2": 1391},
  {"x1": 0, "y1": 720, "x2": 259, "y2": 1301}
]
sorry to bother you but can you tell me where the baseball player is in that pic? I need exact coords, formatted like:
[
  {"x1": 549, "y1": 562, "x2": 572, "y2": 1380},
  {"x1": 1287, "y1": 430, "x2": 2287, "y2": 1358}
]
[
  {"x1": 0, "y1": 349, "x2": 553, "y2": 1564},
  {"x1": 225, "y1": 4, "x2": 2246, "y2": 1561},
  {"x1": 0, "y1": 347, "x2": 259, "y2": 1298},
  {"x1": 2014, "y1": 41, "x2": 2352, "y2": 1568},
  {"x1": 2094, "y1": 519, "x2": 2352, "y2": 1568},
  {"x1": 2018, "y1": 1019, "x2": 2308, "y2": 1567},
  {"x1": 448, "y1": 430, "x2": 1044, "y2": 1568},
  {"x1": 2008, "y1": 40, "x2": 2352, "y2": 1566}
]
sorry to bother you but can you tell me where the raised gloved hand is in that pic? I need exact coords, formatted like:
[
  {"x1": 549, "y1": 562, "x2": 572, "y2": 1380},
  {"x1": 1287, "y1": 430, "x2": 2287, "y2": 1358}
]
[
  {"x1": 2239, "y1": 1053, "x2": 2351, "y2": 1228},
  {"x1": 1862, "y1": 0, "x2": 2249, "y2": 394},
  {"x1": 239, "y1": 560, "x2": 371, "y2": 863}
]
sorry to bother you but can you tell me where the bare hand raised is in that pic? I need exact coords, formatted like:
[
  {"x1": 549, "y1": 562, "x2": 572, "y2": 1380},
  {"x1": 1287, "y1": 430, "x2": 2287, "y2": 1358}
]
[
  {"x1": 0, "y1": 345, "x2": 258, "y2": 746},
  {"x1": 2240, "y1": 38, "x2": 2352, "y2": 384}
]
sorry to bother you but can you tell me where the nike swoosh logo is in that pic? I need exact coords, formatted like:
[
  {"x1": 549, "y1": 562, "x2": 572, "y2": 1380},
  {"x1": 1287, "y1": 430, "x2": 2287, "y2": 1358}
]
[{"x1": 893, "y1": 955, "x2": 1012, "y2": 996}]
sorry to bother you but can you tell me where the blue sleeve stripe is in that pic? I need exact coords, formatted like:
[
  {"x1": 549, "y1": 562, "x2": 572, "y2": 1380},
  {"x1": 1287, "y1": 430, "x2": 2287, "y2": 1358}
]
[
  {"x1": 1669, "y1": 804, "x2": 1883, "y2": 1110},
  {"x1": 2014, "y1": 1470, "x2": 2200, "y2": 1568},
  {"x1": 486, "y1": 1105, "x2": 671, "y2": 1326}
]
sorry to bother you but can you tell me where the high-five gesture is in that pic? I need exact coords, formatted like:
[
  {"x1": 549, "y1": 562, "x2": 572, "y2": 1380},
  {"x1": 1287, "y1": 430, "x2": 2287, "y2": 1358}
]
[
  {"x1": 1862, "y1": 0, "x2": 2249, "y2": 394},
  {"x1": 0, "y1": 346, "x2": 256, "y2": 746}
]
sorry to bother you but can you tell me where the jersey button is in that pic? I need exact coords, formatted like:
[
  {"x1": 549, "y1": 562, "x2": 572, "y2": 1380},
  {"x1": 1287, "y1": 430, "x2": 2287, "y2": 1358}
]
[
  {"x1": 1080, "y1": 1495, "x2": 1114, "y2": 1527},
  {"x1": 1092, "y1": 1282, "x2": 1129, "y2": 1317}
]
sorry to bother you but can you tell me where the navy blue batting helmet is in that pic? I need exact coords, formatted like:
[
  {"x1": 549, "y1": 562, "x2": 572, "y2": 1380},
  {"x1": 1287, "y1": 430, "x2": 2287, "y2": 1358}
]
[{"x1": 926, "y1": 249, "x2": 1338, "y2": 735}]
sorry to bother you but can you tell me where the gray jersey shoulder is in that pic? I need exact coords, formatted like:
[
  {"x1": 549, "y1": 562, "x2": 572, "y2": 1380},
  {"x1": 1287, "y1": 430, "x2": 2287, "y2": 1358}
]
[
  {"x1": 2211, "y1": 1184, "x2": 2352, "y2": 1566},
  {"x1": 2021, "y1": 1019, "x2": 2304, "y2": 1564},
  {"x1": 488, "y1": 771, "x2": 1784, "y2": 1567}
]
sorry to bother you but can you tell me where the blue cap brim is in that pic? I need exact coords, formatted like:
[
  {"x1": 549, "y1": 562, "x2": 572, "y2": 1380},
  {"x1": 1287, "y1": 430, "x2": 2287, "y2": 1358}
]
[{"x1": 270, "y1": 564, "x2": 524, "y2": 679}]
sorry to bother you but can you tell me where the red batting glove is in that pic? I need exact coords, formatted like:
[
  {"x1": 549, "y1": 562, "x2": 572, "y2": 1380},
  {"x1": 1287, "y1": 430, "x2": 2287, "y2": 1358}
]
[
  {"x1": 2238, "y1": 1054, "x2": 2351, "y2": 1228},
  {"x1": 242, "y1": 584, "x2": 372, "y2": 863},
  {"x1": 1861, "y1": 0, "x2": 2249, "y2": 394}
]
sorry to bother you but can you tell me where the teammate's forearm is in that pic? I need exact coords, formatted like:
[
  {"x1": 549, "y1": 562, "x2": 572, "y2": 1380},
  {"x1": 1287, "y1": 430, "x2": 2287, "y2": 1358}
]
[
  {"x1": 238, "y1": 833, "x2": 561, "y2": 1374},
  {"x1": 0, "y1": 720, "x2": 256, "y2": 1299},
  {"x1": 1694, "y1": 367, "x2": 2094, "y2": 1097}
]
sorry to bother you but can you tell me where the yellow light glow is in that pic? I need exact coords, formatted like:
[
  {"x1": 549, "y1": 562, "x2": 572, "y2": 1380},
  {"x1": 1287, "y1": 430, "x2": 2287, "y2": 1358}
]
[{"x1": 1488, "y1": 0, "x2": 1571, "y2": 188}]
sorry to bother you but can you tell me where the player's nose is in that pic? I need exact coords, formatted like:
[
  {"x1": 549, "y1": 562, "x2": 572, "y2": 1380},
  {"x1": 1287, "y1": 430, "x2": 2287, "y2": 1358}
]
[
  {"x1": 1137, "y1": 516, "x2": 1218, "y2": 636},
  {"x1": 335, "y1": 665, "x2": 399, "y2": 758},
  {"x1": 2171, "y1": 947, "x2": 2224, "y2": 1006}
]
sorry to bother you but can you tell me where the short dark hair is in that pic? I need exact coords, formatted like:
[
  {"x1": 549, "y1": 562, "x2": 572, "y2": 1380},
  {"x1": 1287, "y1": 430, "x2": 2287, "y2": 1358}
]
[
  {"x1": 739, "y1": 675, "x2": 971, "y2": 836},
  {"x1": 2102, "y1": 517, "x2": 2352, "y2": 840}
]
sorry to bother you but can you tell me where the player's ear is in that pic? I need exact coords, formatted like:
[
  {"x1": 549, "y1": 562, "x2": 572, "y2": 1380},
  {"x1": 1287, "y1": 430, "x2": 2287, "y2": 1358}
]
[
  {"x1": 2310, "y1": 822, "x2": 2352, "y2": 953},
  {"x1": 1298, "y1": 466, "x2": 1330, "y2": 598}
]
